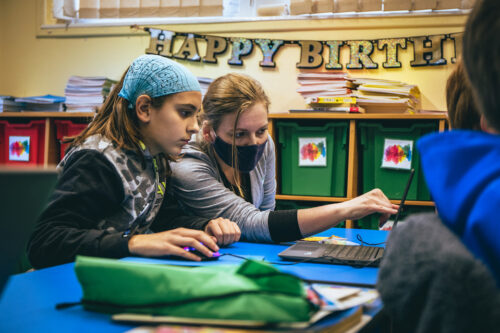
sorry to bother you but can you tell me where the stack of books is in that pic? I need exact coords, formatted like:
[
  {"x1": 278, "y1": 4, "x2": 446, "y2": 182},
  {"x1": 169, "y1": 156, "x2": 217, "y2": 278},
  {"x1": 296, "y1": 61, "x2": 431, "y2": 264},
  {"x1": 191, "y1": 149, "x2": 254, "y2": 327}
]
[
  {"x1": 14, "y1": 95, "x2": 65, "y2": 112},
  {"x1": 0, "y1": 96, "x2": 24, "y2": 112},
  {"x1": 64, "y1": 76, "x2": 116, "y2": 112},
  {"x1": 296, "y1": 72, "x2": 354, "y2": 99},
  {"x1": 350, "y1": 77, "x2": 421, "y2": 114},
  {"x1": 294, "y1": 73, "x2": 421, "y2": 114},
  {"x1": 291, "y1": 96, "x2": 365, "y2": 113}
]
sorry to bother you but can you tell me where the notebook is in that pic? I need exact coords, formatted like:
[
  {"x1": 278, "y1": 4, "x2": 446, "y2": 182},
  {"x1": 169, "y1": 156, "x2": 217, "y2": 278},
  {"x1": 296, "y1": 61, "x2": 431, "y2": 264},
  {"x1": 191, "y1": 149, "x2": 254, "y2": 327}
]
[
  {"x1": 0, "y1": 167, "x2": 58, "y2": 296},
  {"x1": 278, "y1": 169, "x2": 415, "y2": 267}
]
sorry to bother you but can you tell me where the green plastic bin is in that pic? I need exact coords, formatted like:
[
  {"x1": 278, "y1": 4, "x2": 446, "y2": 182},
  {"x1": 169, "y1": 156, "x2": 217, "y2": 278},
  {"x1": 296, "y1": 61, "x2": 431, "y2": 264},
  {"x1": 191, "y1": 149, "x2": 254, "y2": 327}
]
[
  {"x1": 357, "y1": 205, "x2": 435, "y2": 230},
  {"x1": 358, "y1": 121, "x2": 438, "y2": 201},
  {"x1": 277, "y1": 121, "x2": 348, "y2": 197},
  {"x1": 275, "y1": 200, "x2": 345, "y2": 228}
]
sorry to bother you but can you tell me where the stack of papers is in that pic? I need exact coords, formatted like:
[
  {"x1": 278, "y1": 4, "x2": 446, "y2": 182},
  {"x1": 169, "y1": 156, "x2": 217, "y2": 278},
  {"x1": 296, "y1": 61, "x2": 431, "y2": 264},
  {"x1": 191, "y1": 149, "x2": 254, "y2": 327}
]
[
  {"x1": 295, "y1": 73, "x2": 422, "y2": 114},
  {"x1": 296, "y1": 72, "x2": 354, "y2": 98},
  {"x1": 350, "y1": 77, "x2": 421, "y2": 113},
  {"x1": 308, "y1": 283, "x2": 379, "y2": 311},
  {"x1": 0, "y1": 96, "x2": 24, "y2": 112},
  {"x1": 14, "y1": 94, "x2": 65, "y2": 112},
  {"x1": 65, "y1": 76, "x2": 116, "y2": 112}
]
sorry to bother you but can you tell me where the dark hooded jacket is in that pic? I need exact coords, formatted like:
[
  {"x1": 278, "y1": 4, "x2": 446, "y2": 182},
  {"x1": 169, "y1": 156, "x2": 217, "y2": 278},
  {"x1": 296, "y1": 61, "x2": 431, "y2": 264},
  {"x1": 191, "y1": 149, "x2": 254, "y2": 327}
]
[{"x1": 417, "y1": 130, "x2": 500, "y2": 285}]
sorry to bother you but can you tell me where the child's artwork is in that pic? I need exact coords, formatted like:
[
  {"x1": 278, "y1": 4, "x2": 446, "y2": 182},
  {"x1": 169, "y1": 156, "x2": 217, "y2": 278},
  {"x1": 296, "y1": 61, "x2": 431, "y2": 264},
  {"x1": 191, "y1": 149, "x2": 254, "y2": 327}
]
[
  {"x1": 9, "y1": 136, "x2": 30, "y2": 161},
  {"x1": 299, "y1": 137, "x2": 327, "y2": 166},
  {"x1": 381, "y1": 138, "x2": 413, "y2": 170}
]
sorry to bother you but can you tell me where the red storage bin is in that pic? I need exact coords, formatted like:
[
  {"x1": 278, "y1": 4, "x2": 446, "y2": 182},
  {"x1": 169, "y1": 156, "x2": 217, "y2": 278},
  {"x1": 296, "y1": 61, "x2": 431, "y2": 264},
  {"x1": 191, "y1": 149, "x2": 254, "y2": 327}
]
[
  {"x1": 0, "y1": 120, "x2": 46, "y2": 166},
  {"x1": 54, "y1": 120, "x2": 88, "y2": 160}
]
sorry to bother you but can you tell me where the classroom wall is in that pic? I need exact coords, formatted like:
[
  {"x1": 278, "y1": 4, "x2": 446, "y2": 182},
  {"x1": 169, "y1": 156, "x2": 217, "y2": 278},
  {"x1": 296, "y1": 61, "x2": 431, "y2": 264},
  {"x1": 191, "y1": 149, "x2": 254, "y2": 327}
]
[
  {"x1": 0, "y1": 1, "x2": 7, "y2": 81},
  {"x1": 0, "y1": 0, "x2": 467, "y2": 113}
]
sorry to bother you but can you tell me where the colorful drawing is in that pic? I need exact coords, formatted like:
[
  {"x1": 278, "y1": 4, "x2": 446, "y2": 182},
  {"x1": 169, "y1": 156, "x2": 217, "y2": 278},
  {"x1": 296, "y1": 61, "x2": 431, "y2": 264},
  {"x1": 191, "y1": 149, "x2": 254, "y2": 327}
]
[
  {"x1": 9, "y1": 136, "x2": 30, "y2": 162},
  {"x1": 299, "y1": 137, "x2": 327, "y2": 166},
  {"x1": 381, "y1": 138, "x2": 413, "y2": 170}
]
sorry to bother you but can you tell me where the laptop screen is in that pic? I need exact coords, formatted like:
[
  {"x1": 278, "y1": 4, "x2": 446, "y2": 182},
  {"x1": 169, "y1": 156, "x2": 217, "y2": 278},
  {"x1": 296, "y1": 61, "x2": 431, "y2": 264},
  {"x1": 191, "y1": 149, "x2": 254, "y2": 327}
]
[{"x1": 0, "y1": 167, "x2": 58, "y2": 296}]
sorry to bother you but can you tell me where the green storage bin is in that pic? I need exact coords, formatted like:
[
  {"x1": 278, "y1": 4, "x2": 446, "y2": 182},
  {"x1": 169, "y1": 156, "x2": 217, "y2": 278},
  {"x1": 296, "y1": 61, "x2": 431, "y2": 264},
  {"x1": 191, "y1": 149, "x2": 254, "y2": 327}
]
[
  {"x1": 276, "y1": 200, "x2": 345, "y2": 228},
  {"x1": 277, "y1": 121, "x2": 348, "y2": 197},
  {"x1": 358, "y1": 121, "x2": 438, "y2": 201},
  {"x1": 357, "y1": 205, "x2": 435, "y2": 230}
]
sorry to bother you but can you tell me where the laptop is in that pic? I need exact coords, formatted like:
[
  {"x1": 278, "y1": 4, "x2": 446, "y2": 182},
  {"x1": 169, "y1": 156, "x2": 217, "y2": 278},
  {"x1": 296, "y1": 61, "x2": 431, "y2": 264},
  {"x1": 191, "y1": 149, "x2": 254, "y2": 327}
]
[
  {"x1": 0, "y1": 167, "x2": 58, "y2": 296},
  {"x1": 278, "y1": 169, "x2": 415, "y2": 267}
]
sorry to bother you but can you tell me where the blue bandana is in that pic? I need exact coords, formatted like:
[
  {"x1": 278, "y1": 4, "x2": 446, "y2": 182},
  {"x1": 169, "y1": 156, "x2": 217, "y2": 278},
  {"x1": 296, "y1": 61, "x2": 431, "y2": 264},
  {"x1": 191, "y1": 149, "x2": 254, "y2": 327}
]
[{"x1": 118, "y1": 55, "x2": 201, "y2": 108}]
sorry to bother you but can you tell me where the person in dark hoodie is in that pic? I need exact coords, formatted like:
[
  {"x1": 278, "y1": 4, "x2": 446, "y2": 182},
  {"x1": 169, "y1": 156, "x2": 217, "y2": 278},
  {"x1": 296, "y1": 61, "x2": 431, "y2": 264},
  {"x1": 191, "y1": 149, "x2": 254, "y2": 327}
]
[
  {"x1": 417, "y1": 0, "x2": 500, "y2": 285},
  {"x1": 376, "y1": 1, "x2": 500, "y2": 331}
]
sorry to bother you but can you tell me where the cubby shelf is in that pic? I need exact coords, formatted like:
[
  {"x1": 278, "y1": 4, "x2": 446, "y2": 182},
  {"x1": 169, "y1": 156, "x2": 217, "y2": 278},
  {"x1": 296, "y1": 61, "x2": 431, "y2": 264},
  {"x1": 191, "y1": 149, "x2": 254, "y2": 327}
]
[
  {"x1": 0, "y1": 112, "x2": 95, "y2": 166},
  {"x1": 268, "y1": 112, "x2": 447, "y2": 228},
  {"x1": 1, "y1": 111, "x2": 445, "y2": 228}
]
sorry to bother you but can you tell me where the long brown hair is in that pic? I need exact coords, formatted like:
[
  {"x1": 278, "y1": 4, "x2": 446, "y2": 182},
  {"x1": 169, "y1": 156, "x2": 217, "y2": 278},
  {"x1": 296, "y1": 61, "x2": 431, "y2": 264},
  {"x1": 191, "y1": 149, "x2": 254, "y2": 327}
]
[
  {"x1": 69, "y1": 67, "x2": 173, "y2": 163},
  {"x1": 200, "y1": 73, "x2": 270, "y2": 197},
  {"x1": 446, "y1": 60, "x2": 480, "y2": 130}
]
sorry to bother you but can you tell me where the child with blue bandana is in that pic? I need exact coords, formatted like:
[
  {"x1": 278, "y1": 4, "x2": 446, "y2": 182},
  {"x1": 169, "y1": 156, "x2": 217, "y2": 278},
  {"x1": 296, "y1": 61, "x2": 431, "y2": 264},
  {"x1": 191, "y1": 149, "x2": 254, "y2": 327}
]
[{"x1": 27, "y1": 55, "x2": 240, "y2": 269}]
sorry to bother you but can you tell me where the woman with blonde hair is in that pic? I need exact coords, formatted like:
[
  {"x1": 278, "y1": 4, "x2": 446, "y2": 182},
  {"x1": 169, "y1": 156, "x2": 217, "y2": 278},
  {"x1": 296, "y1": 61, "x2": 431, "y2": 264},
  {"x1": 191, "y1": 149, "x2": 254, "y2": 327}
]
[{"x1": 171, "y1": 73, "x2": 398, "y2": 244}]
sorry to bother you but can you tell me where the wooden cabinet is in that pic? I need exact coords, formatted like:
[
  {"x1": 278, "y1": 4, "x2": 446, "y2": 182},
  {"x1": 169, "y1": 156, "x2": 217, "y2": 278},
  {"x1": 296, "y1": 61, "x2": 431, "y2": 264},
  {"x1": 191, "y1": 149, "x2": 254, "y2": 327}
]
[{"x1": 268, "y1": 112, "x2": 448, "y2": 228}]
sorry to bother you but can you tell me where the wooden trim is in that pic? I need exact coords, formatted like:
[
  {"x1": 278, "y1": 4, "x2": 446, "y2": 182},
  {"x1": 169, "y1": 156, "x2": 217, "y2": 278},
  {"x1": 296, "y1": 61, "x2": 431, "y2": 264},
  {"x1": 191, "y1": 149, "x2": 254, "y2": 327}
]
[
  {"x1": 438, "y1": 119, "x2": 447, "y2": 132},
  {"x1": 391, "y1": 200, "x2": 435, "y2": 206},
  {"x1": 269, "y1": 113, "x2": 448, "y2": 120},
  {"x1": 43, "y1": 118, "x2": 59, "y2": 167},
  {"x1": 0, "y1": 112, "x2": 95, "y2": 118},
  {"x1": 276, "y1": 194, "x2": 349, "y2": 202},
  {"x1": 345, "y1": 120, "x2": 359, "y2": 229}
]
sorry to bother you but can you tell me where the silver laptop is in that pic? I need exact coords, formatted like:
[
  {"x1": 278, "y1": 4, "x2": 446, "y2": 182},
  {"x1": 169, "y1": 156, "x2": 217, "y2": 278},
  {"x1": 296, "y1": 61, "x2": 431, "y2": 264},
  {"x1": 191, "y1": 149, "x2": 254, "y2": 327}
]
[
  {"x1": 279, "y1": 169, "x2": 415, "y2": 267},
  {"x1": 0, "y1": 167, "x2": 58, "y2": 296}
]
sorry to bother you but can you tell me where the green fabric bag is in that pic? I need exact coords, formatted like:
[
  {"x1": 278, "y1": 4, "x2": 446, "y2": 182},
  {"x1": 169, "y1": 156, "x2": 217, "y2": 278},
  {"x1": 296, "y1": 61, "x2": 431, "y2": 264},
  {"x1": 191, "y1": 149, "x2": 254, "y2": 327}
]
[{"x1": 74, "y1": 256, "x2": 316, "y2": 323}]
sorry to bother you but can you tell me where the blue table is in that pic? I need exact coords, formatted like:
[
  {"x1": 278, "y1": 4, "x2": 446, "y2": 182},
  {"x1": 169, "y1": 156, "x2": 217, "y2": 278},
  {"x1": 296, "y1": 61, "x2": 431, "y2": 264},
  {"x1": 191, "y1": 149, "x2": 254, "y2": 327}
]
[{"x1": 0, "y1": 228, "x2": 388, "y2": 332}]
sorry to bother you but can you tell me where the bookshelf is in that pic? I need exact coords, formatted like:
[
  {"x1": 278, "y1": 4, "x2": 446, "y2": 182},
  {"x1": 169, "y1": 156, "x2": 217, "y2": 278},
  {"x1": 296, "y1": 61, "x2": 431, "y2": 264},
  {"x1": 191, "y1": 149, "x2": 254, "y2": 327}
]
[
  {"x1": 268, "y1": 112, "x2": 448, "y2": 228},
  {"x1": 0, "y1": 112, "x2": 95, "y2": 166},
  {"x1": 1, "y1": 111, "x2": 446, "y2": 228}
]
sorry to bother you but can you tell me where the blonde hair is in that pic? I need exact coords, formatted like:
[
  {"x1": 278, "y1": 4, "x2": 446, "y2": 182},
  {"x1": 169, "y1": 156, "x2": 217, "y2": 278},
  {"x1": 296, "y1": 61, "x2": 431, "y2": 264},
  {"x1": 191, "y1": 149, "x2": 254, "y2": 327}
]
[{"x1": 200, "y1": 73, "x2": 270, "y2": 197}]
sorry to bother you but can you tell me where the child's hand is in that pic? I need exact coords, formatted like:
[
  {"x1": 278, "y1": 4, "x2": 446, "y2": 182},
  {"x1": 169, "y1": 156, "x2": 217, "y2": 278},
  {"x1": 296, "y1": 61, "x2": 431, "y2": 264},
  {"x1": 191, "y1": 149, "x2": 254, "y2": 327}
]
[
  {"x1": 128, "y1": 228, "x2": 219, "y2": 261},
  {"x1": 204, "y1": 217, "x2": 241, "y2": 246}
]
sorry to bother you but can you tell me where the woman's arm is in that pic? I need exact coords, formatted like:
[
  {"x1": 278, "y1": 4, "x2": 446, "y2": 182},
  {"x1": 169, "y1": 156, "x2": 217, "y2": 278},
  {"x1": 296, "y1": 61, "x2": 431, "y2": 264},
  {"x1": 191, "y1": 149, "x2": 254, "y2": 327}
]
[
  {"x1": 170, "y1": 155, "x2": 273, "y2": 242},
  {"x1": 297, "y1": 189, "x2": 398, "y2": 237}
]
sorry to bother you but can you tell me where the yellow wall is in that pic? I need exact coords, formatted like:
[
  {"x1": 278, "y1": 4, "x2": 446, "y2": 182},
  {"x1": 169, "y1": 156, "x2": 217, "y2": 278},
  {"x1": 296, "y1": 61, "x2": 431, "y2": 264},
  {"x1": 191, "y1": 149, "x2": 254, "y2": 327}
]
[{"x1": 0, "y1": 0, "x2": 467, "y2": 113}]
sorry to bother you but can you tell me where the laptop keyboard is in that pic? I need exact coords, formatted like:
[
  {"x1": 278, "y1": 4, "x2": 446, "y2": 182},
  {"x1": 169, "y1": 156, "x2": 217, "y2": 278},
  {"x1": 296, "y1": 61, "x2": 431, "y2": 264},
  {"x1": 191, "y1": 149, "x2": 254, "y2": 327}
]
[{"x1": 322, "y1": 245, "x2": 382, "y2": 261}]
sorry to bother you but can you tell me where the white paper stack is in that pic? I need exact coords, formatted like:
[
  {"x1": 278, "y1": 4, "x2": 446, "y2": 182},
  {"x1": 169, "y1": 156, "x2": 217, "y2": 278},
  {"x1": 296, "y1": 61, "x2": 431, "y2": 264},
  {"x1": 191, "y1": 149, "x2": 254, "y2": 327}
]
[
  {"x1": 296, "y1": 72, "x2": 354, "y2": 98},
  {"x1": 65, "y1": 76, "x2": 116, "y2": 112}
]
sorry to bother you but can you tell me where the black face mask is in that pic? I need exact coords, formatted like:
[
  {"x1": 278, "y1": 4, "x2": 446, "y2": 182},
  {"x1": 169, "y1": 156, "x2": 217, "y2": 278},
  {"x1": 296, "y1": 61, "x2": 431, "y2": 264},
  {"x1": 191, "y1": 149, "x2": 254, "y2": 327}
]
[{"x1": 212, "y1": 135, "x2": 267, "y2": 173}]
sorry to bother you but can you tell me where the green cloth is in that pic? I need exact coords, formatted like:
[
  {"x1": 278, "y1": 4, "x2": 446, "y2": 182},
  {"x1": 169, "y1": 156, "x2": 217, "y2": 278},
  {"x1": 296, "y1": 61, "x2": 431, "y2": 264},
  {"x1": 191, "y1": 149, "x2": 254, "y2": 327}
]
[{"x1": 74, "y1": 256, "x2": 315, "y2": 322}]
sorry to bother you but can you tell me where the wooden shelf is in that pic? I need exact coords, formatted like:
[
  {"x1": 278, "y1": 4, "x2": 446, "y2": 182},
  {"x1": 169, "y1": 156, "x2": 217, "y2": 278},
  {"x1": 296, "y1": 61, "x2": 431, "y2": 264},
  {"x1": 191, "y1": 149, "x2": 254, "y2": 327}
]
[
  {"x1": 269, "y1": 112, "x2": 448, "y2": 120},
  {"x1": 277, "y1": 195, "x2": 435, "y2": 207},
  {"x1": 0, "y1": 112, "x2": 95, "y2": 118},
  {"x1": 276, "y1": 194, "x2": 349, "y2": 202},
  {"x1": 269, "y1": 112, "x2": 445, "y2": 228}
]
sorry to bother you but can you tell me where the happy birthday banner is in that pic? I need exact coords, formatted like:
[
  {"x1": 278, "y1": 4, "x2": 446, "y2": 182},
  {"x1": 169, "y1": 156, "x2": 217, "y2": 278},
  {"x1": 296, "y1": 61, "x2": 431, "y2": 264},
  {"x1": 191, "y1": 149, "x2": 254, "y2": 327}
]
[{"x1": 142, "y1": 27, "x2": 463, "y2": 69}]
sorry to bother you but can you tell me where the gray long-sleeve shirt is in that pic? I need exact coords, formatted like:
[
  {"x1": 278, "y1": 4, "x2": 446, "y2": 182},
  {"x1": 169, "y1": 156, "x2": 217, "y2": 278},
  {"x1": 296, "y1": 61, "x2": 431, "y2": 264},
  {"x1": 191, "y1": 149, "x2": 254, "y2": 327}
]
[{"x1": 170, "y1": 136, "x2": 278, "y2": 242}]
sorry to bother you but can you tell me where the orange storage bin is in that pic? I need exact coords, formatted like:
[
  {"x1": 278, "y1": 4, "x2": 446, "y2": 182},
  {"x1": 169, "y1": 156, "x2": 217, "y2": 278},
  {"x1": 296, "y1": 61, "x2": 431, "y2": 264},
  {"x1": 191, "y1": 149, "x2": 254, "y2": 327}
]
[
  {"x1": 54, "y1": 120, "x2": 88, "y2": 160},
  {"x1": 0, "y1": 120, "x2": 46, "y2": 166}
]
